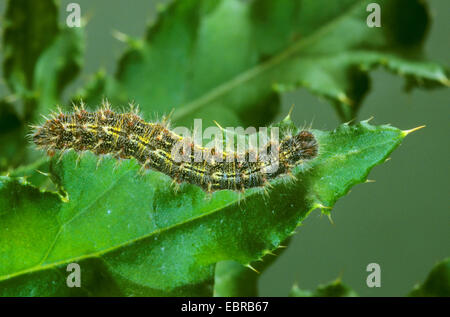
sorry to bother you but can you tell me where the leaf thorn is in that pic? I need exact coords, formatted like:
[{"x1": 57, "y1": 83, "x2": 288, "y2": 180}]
[
  {"x1": 245, "y1": 264, "x2": 260, "y2": 274},
  {"x1": 35, "y1": 169, "x2": 49, "y2": 177},
  {"x1": 402, "y1": 125, "x2": 426, "y2": 136},
  {"x1": 287, "y1": 104, "x2": 295, "y2": 120},
  {"x1": 112, "y1": 29, "x2": 129, "y2": 43},
  {"x1": 362, "y1": 116, "x2": 374, "y2": 123},
  {"x1": 327, "y1": 213, "x2": 334, "y2": 225},
  {"x1": 315, "y1": 202, "x2": 332, "y2": 210}
]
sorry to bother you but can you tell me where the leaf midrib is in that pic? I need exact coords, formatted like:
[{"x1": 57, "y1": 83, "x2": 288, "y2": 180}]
[{"x1": 36, "y1": 168, "x2": 137, "y2": 267}]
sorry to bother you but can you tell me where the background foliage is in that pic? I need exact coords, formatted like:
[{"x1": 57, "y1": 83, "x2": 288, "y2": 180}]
[{"x1": 0, "y1": 0, "x2": 448, "y2": 296}]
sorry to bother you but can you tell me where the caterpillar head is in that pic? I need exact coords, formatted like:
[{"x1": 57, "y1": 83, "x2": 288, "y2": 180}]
[
  {"x1": 279, "y1": 131, "x2": 318, "y2": 166},
  {"x1": 32, "y1": 118, "x2": 70, "y2": 150}
]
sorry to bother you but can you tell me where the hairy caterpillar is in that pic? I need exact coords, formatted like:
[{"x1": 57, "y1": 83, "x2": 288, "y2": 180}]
[{"x1": 32, "y1": 104, "x2": 318, "y2": 192}]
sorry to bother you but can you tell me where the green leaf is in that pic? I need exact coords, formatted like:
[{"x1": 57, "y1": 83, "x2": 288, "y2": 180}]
[
  {"x1": 77, "y1": 0, "x2": 448, "y2": 124},
  {"x1": 0, "y1": 119, "x2": 414, "y2": 296},
  {"x1": 2, "y1": 0, "x2": 84, "y2": 120},
  {"x1": 290, "y1": 278, "x2": 358, "y2": 297},
  {"x1": 0, "y1": 99, "x2": 26, "y2": 170},
  {"x1": 214, "y1": 238, "x2": 290, "y2": 297},
  {"x1": 214, "y1": 261, "x2": 260, "y2": 297},
  {"x1": 33, "y1": 27, "x2": 84, "y2": 117},
  {"x1": 409, "y1": 258, "x2": 450, "y2": 297},
  {"x1": 2, "y1": 0, "x2": 59, "y2": 101},
  {"x1": 0, "y1": 0, "x2": 84, "y2": 170},
  {"x1": 7, "y1": 157, "x2": 52, "y2": 190}
]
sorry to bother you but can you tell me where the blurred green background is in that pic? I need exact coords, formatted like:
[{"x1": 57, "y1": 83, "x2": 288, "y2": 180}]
[{"x1": 0, "y1": 0, "x2": 448, "y2": 296}]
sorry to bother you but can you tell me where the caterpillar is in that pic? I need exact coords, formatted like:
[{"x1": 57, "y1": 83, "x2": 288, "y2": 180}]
[{"x1": 32, "y1": 103, "x2": 318, "y2": 192}]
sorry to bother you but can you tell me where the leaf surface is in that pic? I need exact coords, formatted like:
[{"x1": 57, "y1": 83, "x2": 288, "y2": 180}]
[{"x1": 0, "y1": 119, "x2": 412, "y2": 296}]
